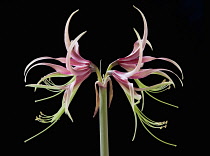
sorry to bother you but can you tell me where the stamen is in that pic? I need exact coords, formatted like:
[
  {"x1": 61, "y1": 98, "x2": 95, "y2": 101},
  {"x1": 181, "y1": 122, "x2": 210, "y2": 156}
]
[{"x1": 35, "y1": 116, "x2": 40, "y2": 121}]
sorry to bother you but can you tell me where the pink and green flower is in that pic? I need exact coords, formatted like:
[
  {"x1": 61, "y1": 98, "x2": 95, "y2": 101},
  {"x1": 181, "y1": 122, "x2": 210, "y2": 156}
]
[{"x1": 24, "y1": 5, "x2": 183, "y2": 152}]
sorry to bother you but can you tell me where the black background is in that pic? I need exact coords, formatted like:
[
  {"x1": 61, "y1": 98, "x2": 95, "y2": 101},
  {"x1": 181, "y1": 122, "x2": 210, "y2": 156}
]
[{"x1": 1, "y1": 0, "x2": 203, "y2": 155}]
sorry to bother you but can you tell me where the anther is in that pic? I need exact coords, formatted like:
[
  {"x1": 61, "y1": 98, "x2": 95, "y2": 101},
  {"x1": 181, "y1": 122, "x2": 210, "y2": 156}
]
[{"x1": 35, "y1": 116, "x2": 40, "y2": 121}]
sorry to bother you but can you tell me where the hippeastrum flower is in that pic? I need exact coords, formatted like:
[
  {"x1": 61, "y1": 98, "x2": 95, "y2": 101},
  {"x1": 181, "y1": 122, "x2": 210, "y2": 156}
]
[
  {"x1": 24, "y1": 10, "x2": 96, "y2": 142},
  {"x1": 107, "y1": 6, "x2": 183, "y2": 146}
]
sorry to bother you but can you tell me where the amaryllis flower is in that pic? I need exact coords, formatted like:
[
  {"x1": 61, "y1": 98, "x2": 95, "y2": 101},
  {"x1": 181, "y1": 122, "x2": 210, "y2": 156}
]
[
  {"x1": 24, "y1": 10, "x2": 95, "y2": 142},
  {"x1": 24, "y1": 6, "x2": 183, "y2": 152},
  {"x1": 107, "y1": 6, "x2": 183, "y2": 146}
]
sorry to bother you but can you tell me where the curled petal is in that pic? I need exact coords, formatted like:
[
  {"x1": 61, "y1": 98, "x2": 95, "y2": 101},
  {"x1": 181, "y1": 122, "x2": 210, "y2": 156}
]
[
  {"x1": 142, "y1": 56, "x2": 184, "y2": 79},
  {"x1": 24, "y1": 56, "x2": 52, "y2": 77},
  {"x1": 24, "y1": 56, "x2": 76, "y2": 82},
  {"x1": 64, "y1": 9, "x2": 79, "y2": 50},
  {"x1": 133, "y1": 5, "x2": 148, "y2": 49},
  {"x1": 24, "y1": 62, "x2": 72, "y2": 82},
  {"x1": 129, "y1": 68, "x2": 183, "y2": 87}
]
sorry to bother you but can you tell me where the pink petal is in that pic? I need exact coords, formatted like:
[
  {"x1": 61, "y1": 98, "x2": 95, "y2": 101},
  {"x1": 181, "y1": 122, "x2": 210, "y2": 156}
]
[
  {"x1": 124, "y1": 29, "x2": 143, "y2": 78},
  {"x1": 123, "y1": 7, "x2": 148, "y2": 78},
  {"x1": 108, "y1": 78, "x2": 113, "y2": 108},
  {"x1": 64, "y1": 71, "x2": 91, "y2": 121},
  {"x1": 142, "y1": 56, "x2": 156, "y2": 63},
  {"x1": 118, "y1": 41, "x2": 140, "y2": 62},
  {"x1": 129, "y1": 69, "x2": 161, "y2": 79},
  {"x1": 24, "y1": 56, "x2": 52, "y2": 76},
  {"x1": 64, "y1": 9, "x2": 79, "y2": 50},
  {"x1": 141, "y1": 56, "x2": 183, "y2": 79},
  {"x1": 119, "y1": 63, "x2": 136, "y2": 71},
  {"x1": 133, "y1": 6, "x2": 148, "y2": 49},
  {"x1": 70, "y1": 45, "x2": 91, "y2": 64},
  {"x1": 74, "y1": 70, "x2": 92, "y2": 85},
  {"x1": 66, "y1": 31, "x2": 87, "y2": 75},
  {"x1": 109, "y1": 70, "x2": 141, "y2": 100},
  {"x1": 157, "y1": 57, "x2": 184, "y2": 79},
  {"x1": 25, "y1": 63, "x2": 71, "y2": 81},
  {"x1": 93, "y1": 81, "x2": 100, "y2": 118},
  {"x1": 24, "y1": 56, "x2": 73, "y2": 77},
  {"x1": 57, "y1": 57, "x2": 88, "y2": 66},
  {"x1": 130, "y1": 68, "x2": 183, "y2": 86},
  {"x1": 24, "y1": 62, "x2": 72, "y2": 82}
]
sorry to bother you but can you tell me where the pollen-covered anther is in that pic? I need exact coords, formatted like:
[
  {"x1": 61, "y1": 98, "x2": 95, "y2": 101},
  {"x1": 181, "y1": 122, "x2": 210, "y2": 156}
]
[
  {"x1": 168, "y1": 85, "x2": 171, "y2": 90},
  {"x1": 163, "y1": 125, "x2": 167, "y2": 128},
  {"x1": 35, "y1": 116, "x2": 40, "y2": 121}
]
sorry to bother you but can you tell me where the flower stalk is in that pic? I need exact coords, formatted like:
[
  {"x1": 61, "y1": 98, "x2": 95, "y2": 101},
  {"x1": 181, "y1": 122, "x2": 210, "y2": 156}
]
[{"x1": 99, "y1": 86, "x2": 109, "y2": 156}]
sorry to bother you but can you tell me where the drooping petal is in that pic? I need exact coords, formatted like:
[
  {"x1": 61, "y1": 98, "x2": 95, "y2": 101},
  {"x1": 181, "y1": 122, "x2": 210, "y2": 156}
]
[
  {"x1": 153, "y1": 69, "x2": 183, "y2": 87},
  {"x1": 24, "y1": 56, "x2": 77, "y2": 82},
  {"x1": 24, "y1": 56, "x2": 52, "y2": 77},
  {"x1": 24, "y1": 62, "x2": 72, "y2": 82},
  {"x1": 129, "y1": 69, "x2": 159, "y2": 79},
  {"x1": 108, "y1": 78, "x2": 113, "y2": 108},
  {"x1": 129, "y1": 68, "x2": 183, "y2": 87},
  {"x1": 142, "y1": 56, "x2": 184, "y2": 79},
  {"x1": 93, "y1": 81, "x2": 100, "y2": 117},
  {"x1": 64, "y1": 71, "x2": 91, "y2": 121},
  {"x1": 109, "y1": 70, "x2": 141, "y2": 101}
]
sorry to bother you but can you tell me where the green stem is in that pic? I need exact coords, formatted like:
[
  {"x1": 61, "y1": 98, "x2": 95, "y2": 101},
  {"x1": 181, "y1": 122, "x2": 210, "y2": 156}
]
[{"x1": 99, "y1": 86, "x2": 109, "y2": 156}]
